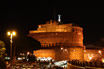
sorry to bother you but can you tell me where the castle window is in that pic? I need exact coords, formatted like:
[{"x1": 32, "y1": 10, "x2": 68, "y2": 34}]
[
  {"x1": 72, "y1": 29, "x2": 74, "y2": 32},
  {"x1": 78, "y1": 32, "x2": 81, "y2": 35},
  {"x1": 39, "y1": 25, "x2": 41, "y2": 28},
  {"x1": 76, "y1": 29, "x2": 77, "y2": 31},
  {"x1": 79, "y1": 29, "x2": 81, "y2": 32},
  {"x1": 56, "y1": 33, "x2": 58, "y2": 35}
]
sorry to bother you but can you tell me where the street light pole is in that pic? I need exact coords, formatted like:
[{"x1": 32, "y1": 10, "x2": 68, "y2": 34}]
[
  {"x1": 10, "y1": 34, "x2": 13, "y2": 64},
  {"x1": 7, "y1": 31, "x2": 16, "y2": 65}
]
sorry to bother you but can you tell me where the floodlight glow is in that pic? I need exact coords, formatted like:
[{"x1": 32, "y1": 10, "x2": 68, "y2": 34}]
[
  {"x1": 98, "y1": 50, "x2": 101, "y2": 54},
  {"x1": 7, "y1": 32, "x2": 11, "y2": 36},
  {"x1": 102, "y1": 58, "x2": 104, "y2": 63},
  {"x1": 12, "y1": 31, "x2": 16, "y2": 36}
]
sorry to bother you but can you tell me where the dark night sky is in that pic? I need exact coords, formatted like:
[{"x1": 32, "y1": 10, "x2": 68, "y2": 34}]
[{"x1": 0, "y1": 1, "x2": 104, "y2": 55}]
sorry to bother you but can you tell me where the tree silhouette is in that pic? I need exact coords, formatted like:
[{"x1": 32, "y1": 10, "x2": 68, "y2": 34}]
[
  {"x1": 0, "y1": 59, "x2": 6, "y2": 69},
  {"x1": 0, "y1": 40, "x2": 6, "y2": 59}
]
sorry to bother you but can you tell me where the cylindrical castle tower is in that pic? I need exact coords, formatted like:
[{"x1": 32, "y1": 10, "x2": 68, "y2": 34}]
[{"x1": 29, "y1": 20, "x2": 84, "y2": 61}]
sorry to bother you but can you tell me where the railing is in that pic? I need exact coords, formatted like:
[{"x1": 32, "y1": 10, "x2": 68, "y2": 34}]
[{"x1": 67, "y1": 60, "x2": 104, "y2": 69}]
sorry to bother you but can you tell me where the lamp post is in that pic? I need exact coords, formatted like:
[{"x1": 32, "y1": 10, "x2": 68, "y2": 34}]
[{"x1": 7, "y1": 31, "x2": 16, "y2": 64}]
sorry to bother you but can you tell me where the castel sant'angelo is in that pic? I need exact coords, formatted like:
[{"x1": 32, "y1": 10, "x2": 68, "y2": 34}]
[{"x1": 29, "y1": 16, "x2": 104, "y2": 62}]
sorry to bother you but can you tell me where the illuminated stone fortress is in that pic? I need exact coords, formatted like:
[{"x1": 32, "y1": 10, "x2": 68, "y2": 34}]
[
  {"x1": 28, "y1": 14, "x2": 104, "y2": 62},
  {"x1": 29, "y1": 18, "x2": 84, "y2": 61}
]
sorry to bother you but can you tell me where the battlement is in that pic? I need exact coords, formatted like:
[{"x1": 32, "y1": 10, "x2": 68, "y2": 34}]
[
  {"x1": 29, "y1": 20, "x2": 83, "y2": 48},
  {"x1": 29, "y1": 20, "x2": 83, "y2": 34}
]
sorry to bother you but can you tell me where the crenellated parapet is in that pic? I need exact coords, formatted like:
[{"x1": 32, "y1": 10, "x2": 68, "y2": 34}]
[{"x1": 29, "y1": 20, "x2": 83, "y2": 48}]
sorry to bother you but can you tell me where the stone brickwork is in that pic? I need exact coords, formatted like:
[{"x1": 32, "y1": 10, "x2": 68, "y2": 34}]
[
  {"x1": 68, "y1": 47, "x2": 84, "y2": 61},
  {"x1": 34, "y1": 49, "x2": 55, "y2": 59},
  {"x1": 29, "y1": 20, "x2": 83, "y2": 48},
  {"x1": 102, "y1": 48, "x2": 104, "y2": 58},
  {"x1": 33, "y1": 46, "x2": 84, "y2": 61},
  {"x1": 84, "y1": 49, "x2": 103, "y2": 62},
  {"x1": 29, "y1": 20, "x2": 84, "y2": 61}
]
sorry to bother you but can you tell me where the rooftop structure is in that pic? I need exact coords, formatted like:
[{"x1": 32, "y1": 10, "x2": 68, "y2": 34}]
[{"x1": 29, "y1": 20, "x2": 83, "y2": 48}]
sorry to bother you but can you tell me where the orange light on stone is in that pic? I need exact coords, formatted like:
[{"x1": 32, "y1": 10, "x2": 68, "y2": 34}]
[
  {"x1": 89, "y1": 57, "x2": 92, "y2": 60},
  {"x1": 88, "y1": 54, "x2": 93, "y2": 61},
  {"x1": 84, "y1": 50, "x2": 86, "y2": 52},
  {"x1": 64, "y1": 49, "x2": 67, "y2": 51},
  {"x1": 102, "y1": 58, "x2": 104, "y2": 63},
  {"x1": 61, "y1": 47, "x2": 63, "y2": 50},
  {"x1": 98, "y1": 50, "x2": 102, "y2": 54}
]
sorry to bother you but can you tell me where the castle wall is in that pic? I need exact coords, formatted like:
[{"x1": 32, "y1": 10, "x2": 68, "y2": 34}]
[
  {"x1": 84, "y1": 49, "x2": 102, "y2": 62},
  {"x1": 33, "y1": 47, "x2": 104, "y2": 62},
  {"x1": 33, "y1": 46, "x2": 84, "y2": 61},
  {"x1": 102, "y1": 48, "x2": 104, "y2": 58},
  {"x1": 54, "y1": 47, "x2": 84, "y2": 61},
  {"x1": 30, "y1": 32, "x2": 83, "y2": 48},
  {"x1": 68, "y1": 47, "x2": 84, "y2": 61},
  {"x1": 33, "y1": 49, "x2": 55, "y2": 59},
  {"x1": 54, "y1": 47, "x2": 69, "y2": 61}
]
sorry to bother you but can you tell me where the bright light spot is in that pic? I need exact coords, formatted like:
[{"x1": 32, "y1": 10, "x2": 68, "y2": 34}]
[
  {"x1": 47, "y1": 57, "x2": 52, "y2": 59},
  {"x1": 58, "y1": 14, "x2": 61, "y2": 22},
  {"x1": 2, "y1": 48, "x2": 6, "y2": 51},
  {"x1": 7, "y1": 32, "x2": 11, "y2": 35},
  {"x1": 7, "y1": 31, "x2": 16, "y2": 36},
  {"x1": 61, "y1": 47, "x2": 63, "y2": 50},
  {"x1": 89, "y1": 57, "x2": 92, "y2": 60},
  {"x1": 36, "y1": 57, "x2": 52, "y2": 61},
  {"x1": 5, "y1": 57, "x2": 10, "y2": 60},
  {"x1": 27, "y1": 52, "x2": 30, "y2": 55},
  {"x1": 18, "y1": 57, "x2": 22, "y2": 60},
  {"x1": 84, "y1": 50, "x2": 86, "y2": 52},
  {"x1": 98, "y1": 50, "x2": 102, "y2": 54},
  {"x1": 65, "y1": 49, "x2": 67, "y2": 51},
  {"x1": 12, "y1": 31, "x2": 16, "y2": 36},
  {"x1": 102, "y1": 58, "x2": 104, "y2": 63},
  {"x1": 54, "y1": 60, "x2": 67, "y2": 68},
  {"x1": 88, "y1": 54, "x2": 93, "y2": 61},
  {"x1": 37, "y1": 57, "x2": 41, "y2": 58},
  {"x1": 39, "y1": 25, "x2": 41, "y2": 28},
  {"x1": 27, "y1": 58, "x2": 29, "y2": 61},
  {"x1": 78, "y1": 33, "x2": 81, "y2": 35}
]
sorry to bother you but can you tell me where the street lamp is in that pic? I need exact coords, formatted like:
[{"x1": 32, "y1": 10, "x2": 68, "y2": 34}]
[{"x1": 7, "y1": 31, "x2": 16, "y2": 64}]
